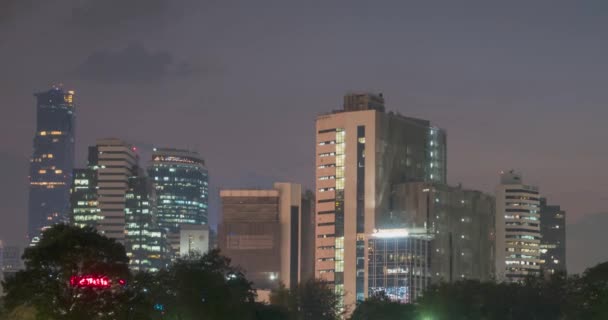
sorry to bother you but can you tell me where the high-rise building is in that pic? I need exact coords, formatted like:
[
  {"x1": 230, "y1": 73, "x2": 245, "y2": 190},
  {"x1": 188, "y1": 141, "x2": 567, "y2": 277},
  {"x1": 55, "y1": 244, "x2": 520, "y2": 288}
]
[
  {"x1": 28, "y1": 87, "x2": 76, "y2": 243},
  {"x1": 71, "y1": 140, "x2": 167, "y2": 272},
  {"x1": 125, "y1": 172, "x2": 166, "y2": 272},
  {"x1": 71, "y1": 139, "x2": 138, "y2": 243},
  {"x1": 495, "y1": 170, "x2": 542, "y2": 282},
  {"x1": 148, "y1": 148, "x2": 208, "y2": 256},
  {"x1": 219, "y1": 183, "x2": 305, "y2": 289},
  {"x1": 70, "y1": 147, "x2": 100, "y2": 229},
  {"x1": 391, "y1": 183, "x2": 496, "y2": 282},
  {"x1": 94, "y1": 139, "x2": 139, "y2": 243},
  {"x1": 540, "y1": 198, "x2": 566, "y2": 275},
  {"x1": 314, "y1": 93, "x2": 446, "y2": 308}
]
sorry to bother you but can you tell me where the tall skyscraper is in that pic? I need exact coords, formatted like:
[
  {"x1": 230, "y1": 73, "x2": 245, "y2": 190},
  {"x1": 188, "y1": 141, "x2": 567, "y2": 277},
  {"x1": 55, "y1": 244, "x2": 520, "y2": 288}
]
[
  {"x1": 148, "y1": 148, "x2": 208, "y2": 256},
  {"x1": 125, "y1": 172, "x2": 166, "y2": 272},
  {"x1": 540, "y1": 198, "x2": 566, "y2": 275},
  {"x1": 71, "y1": 139, "x2": 138, "y2": 243},
  {"x1": 314, "y1": 93, "x2": 446, "y2": 309},
  {"x1": 219, "y1": 183, "x2": 305, "y2": 289},
  {"x1": 28, "y1": 87, "x2": 76, "y2": 242},
  {"x1": 95, "y1": 139, "x2": 139, "y2": 243},
  {"x1": 70, "y1": 147, "x2": 100, "y2": 229},
  {"x1": 495, "y1": 170, "x2": 542, "y2": 282},
  {"x1": 71, "y1": 140, "x2": 168, "y2": 272}
]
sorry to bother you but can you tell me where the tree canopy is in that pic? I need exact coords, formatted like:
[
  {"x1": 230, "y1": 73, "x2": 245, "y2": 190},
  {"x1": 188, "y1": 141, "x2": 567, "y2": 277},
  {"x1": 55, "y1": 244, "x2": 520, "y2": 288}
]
[{"x1": 2, "y1": 224, "x2": 130, "y2": 320}]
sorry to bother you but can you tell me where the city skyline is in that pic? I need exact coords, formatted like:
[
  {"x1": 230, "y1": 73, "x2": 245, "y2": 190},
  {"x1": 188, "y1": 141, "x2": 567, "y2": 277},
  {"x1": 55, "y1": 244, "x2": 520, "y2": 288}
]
[{"x1": 1, "y1": 1, "x2": 608, "y2": 275}]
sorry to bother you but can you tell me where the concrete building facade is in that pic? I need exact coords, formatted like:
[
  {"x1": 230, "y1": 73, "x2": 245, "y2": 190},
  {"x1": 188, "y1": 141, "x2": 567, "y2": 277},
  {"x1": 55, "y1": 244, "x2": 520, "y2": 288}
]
[
  {"x1": 495, "y1": 170, "x2": 542, "y2": 282},
  {"x1": 314, "y1": 93, "x2": 446, "y2": 308},
  {"x1": 219, "y1": 183, "x2": 307, "y2": 289}
]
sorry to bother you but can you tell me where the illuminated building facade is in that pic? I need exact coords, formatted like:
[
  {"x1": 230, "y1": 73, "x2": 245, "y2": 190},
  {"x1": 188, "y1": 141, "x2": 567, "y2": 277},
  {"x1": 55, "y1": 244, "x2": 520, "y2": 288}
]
[
  {"x1": 28, "y1": 87, "x2": 76, "y2": 243},
  {"x1": 368, "y1": 229, "x2": 432, "y2": 303},
  {"x1": 70, "y1": 139, "x2": 139, "y2": 243},
  {"x1": 495, "y1": 170, "x2": 542, "y2": 282},
  {"x1": 70, "y1": 147, "x2": 100, "y2": 229},
  {"x1": 125, "y1": 173, "x2": 166, "y2": 272},
  {"x1": 314, "y1": 93, "x2": 446, "y2": 310},
  {"x1": 71, "y1": 140, "x2": 168, "y2": 271},
  {"x1": 539, "y1": 198, "x2": 566, "y2": 275},
  {"x1": 147, "y1": 148, "x2": 208, "y2": 256},
  {"x1": 219, "y1": 183, "x2": 304, "y2": 289}
]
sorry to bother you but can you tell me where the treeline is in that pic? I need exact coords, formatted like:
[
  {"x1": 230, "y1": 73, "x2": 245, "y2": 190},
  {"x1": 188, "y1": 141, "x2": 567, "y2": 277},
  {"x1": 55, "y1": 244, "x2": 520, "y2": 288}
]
[{"x1": 2, "y1": 224, "x2": 608, "y2": 320}]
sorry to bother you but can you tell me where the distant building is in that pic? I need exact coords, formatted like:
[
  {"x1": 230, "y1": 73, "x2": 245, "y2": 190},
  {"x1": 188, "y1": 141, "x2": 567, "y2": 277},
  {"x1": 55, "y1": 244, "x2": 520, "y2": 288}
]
[
  {"x1": 369, "y1": 182, "x2": 495, "y2": 303},
  {"x1": 0, "y1": 243, "x2": 24, "y2": 278},
  {"x1": 299, "y1": 190, "x2": 316, "y2": 282},
  {"x1": 70, "y1": 139, "x2": 168, "y2": 272},
  {"x1": 95, "y1": 139, "x2": 139, "y2": 243},
  {"x1": 315, "y1": 92, "x2": 446, "y2": 308},
  {"x1": 495, "y1": 170, "x2": 542, "y2": 282},
  {"x1": 70, "y1": 147, "x2": 100, "y2": 229},
  {"x1": 125, "y1": 173, "x2": 166, "y2": 272},
  {"x1": 148, "y1": 148, "x2": 209, "y2": 257},
  {"x1": 28, "y1": 87, "x2": 76, "y2": 243},
  {"x1": 219, "y1": 183, "x2": 306, "y2": 289},
  {"x1": 179, "y1": 224, "x2": 210, "y2": 257},
  {"x1": 540, "y1": 198, "x2": 566, "y2": 275}
]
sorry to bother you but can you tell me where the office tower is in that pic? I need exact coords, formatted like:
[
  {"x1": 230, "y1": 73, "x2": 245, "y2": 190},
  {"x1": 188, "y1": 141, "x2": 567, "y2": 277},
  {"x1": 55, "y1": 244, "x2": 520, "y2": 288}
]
[
  {"x1": 179, "y1": 224, "x2": 210, "y2": 257},
  {"x1": 495, "y1": 170, "x2": 542, "y2": 282},
  {"x1": 70, "y1": 147, "x2": 100, "y2": 229},
  {"x1": 71, "y1": 139, "x2": 138, "y2": 242},
  {"x1": 391, "y1": 183, "x2": 496, "y2": 283},
  {"x1": 28, "y1": 87, "x2": 76, "y2": 243},
  {"x1": 94, "y1": 139, "x2": 139, "y2": 242},
  {"x1": 314, "y1": 93, "x2": 446, "y2": 308},
  {"x1": 148, "y1": 148, "x2": 209, "y2": 255},
  {"x1": 219, "y1": 183, "x2": 304, "y2": 289},
  {"x1": 540, "y1": 198, "x2": 566, "y2": 275},
  {"x1": 125, "y1": 172, "x2": 166, "y2": 272}
]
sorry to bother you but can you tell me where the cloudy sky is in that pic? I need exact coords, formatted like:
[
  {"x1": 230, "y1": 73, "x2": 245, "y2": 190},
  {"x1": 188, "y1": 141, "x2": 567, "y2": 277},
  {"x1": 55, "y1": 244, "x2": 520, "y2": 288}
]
[{"x1": 1, "y1": 0, "x2": 607, "y2": 273}]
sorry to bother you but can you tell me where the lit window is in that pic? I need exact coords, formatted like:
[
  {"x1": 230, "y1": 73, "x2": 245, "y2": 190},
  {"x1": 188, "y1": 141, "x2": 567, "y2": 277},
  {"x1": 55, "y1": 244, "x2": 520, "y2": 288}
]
[
  {"x1": 39, "y1": 169, "x2": 47, "y2": 174},
  {"x1": 55, "y1": 169, "x2": 63, "y2": 174}
]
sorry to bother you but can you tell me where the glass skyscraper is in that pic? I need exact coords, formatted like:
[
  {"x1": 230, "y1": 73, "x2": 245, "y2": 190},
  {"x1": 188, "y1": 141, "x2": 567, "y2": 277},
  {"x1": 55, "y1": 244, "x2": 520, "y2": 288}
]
[
  {"x1": 125, "y1": 172, "x2": 166, "y2": 272},
  {"x1": 148, "y1": 148, "x2": 208, "y2": 255},
  {"x1": 28, "y1": 87, "x2": 76, "y2": 242}
]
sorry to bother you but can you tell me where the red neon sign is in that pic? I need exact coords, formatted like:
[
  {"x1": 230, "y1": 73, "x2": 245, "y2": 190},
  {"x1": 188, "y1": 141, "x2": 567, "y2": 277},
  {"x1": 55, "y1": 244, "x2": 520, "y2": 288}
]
[{"x1": 70, "y1": 275, "x2": 111, "y2": 288}]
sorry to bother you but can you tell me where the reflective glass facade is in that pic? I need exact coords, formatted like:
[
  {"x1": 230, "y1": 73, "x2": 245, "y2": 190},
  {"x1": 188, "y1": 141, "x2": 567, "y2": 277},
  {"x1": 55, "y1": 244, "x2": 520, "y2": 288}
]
[
  {"x1": 148, "y1": 148, "x2": 208, "y2": 235},
  {"x1": 368, "y1": 230, "x2": 432, "y2": 303},
  {"x1": 28, "y1": 87, "x2": 75, "y2": 242},
  {"x1": 125, "y1": 174, "x2": 166, "y2": 272}
]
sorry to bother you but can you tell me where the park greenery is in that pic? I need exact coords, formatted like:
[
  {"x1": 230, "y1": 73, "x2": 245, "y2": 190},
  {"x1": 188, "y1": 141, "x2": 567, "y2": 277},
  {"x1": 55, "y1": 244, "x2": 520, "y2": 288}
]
[{"x1": 2, "y1": 224, "x2": 608, "y2": 319}]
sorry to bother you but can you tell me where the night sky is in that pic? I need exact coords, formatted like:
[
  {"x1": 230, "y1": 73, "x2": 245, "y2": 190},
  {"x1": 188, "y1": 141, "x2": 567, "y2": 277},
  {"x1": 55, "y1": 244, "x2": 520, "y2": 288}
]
[{"x1": 1, "y1": 1, "x2": 607, "y2": 273}]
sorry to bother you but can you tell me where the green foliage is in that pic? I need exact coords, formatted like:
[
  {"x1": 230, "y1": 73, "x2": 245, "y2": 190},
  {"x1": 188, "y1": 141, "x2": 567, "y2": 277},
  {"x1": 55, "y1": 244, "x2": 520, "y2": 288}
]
[
  {"x1": 2, "y1": 224, "x2": 130, "y2": 320},
  {"x1": 142, "y1": 249, "x2": 258, "y2": 320},
  {"x1": 270, "y1": 279, "x2": 343, "y2": 320},
  {"x1": 350, "y1": 292, "x2": 417, "y2": 320}
]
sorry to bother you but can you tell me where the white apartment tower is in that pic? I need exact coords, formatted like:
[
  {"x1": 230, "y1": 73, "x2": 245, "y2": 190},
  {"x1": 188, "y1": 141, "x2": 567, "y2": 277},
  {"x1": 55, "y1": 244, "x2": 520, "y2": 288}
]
[
  {"x1": 314, "y1": 93, "x2": 446, "y2": 310},
  {"x1": 495, "y1": 170, "x2": 542, "y2": 282}
]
